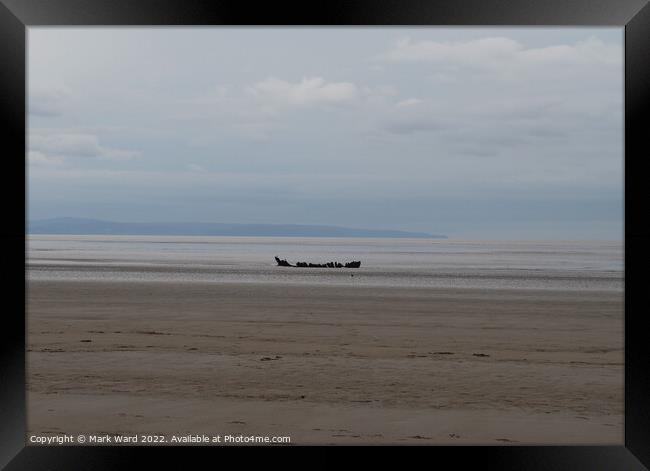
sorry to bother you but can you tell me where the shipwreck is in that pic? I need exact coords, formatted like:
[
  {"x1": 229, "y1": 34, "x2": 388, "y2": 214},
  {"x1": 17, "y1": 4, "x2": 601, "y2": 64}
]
[{"x1": 275, "y1": 256, "x2": 361, "y2": 268}]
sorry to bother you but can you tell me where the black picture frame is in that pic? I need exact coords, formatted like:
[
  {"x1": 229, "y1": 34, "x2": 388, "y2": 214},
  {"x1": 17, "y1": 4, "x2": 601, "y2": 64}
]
[{"x1": 2, "y1": 0, "x2": 649, "y2": 468}]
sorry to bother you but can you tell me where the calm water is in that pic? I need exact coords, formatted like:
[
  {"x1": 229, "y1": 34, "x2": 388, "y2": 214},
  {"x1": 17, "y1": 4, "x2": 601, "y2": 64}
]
[{"x1": 27, "y1": 235, "x2": 623, "y2": 291}]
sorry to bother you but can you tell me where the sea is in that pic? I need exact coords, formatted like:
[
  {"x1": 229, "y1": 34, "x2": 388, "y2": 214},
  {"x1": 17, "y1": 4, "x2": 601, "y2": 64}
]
[{"x1": 26, "y1": 235, "x2": 623, "y2": 291}]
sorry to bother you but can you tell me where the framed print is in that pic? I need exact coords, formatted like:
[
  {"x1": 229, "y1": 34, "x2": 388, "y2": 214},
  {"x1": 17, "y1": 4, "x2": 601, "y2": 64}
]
[{"x1": 1, "y1": 0, "x2": 649, "y2": 468}]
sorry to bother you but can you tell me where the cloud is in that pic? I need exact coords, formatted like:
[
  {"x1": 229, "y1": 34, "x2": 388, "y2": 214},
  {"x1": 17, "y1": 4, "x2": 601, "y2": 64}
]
[
  {"x1": 29, "y1": 132, "x2": 140, "y2": 160},
  {"x1": 361, "y1": 85, "x2": 398, "y2": 98},
  {"x1": 181, "y1": 85, "x2": 229, "y2": 106},
  {"x1": 396, "y1": 98, "x2": 422, "y2": 108},
  {"x1": 27, "y1": 150, "x2": 64, "y2": 167},
  {"x1": 380, "y1": 36, "x2": 621, "y2": 73},
  {"x1": 380, "y1": 87, "x2": 618, "y2": 140},
  {"x1": 249, "y1": 77, "x2": 359, "y2": 108},
  {"x1": 380, "y1": 103, "x2": 452, "y2": 135},
  {"x1": 382, "y1": 114, "x2": 446, "y2": 135},
  {"x1": 383, "y1": 36, "x2": 520, "y2": 64},
  {"x1": 29, "y1": 87, "x2": 70, "y2": 117},
  {"x1": 28, "y1": 161, "x2": 620, "y2": 202}
]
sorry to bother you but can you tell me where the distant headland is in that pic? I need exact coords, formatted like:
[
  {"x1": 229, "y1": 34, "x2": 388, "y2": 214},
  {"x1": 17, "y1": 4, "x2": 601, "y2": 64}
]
[{"x1": 28, "y1": 218, "x2": 447, "y2": 239}]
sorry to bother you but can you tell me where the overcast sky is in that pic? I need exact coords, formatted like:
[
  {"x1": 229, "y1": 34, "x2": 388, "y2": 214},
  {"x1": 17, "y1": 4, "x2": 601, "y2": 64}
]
[{"x1": 27, "y1": 27, "x2": 623, "y2": 239}]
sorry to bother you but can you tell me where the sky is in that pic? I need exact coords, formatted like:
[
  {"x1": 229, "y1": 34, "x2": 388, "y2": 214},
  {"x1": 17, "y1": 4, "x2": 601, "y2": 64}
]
[{"x1": 27, "y1": 27, "x2": 623, "y2": 240}]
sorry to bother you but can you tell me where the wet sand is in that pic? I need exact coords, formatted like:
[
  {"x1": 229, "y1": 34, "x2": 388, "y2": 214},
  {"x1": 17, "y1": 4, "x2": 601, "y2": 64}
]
[{"x1": 27, "y1": 279, "x2": 623, "y2": 444}]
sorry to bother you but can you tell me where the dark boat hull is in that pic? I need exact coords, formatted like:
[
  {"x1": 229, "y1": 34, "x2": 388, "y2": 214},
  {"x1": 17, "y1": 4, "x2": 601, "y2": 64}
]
[{"x1": 275, "y1": 257, "x2": 360, "y2": 268}]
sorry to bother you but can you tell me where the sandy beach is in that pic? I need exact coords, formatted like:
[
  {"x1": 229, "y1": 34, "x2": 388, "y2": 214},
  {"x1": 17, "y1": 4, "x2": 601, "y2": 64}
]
[{"x1": 27, "y1": 278, "x2": 623, "y2": 444}]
